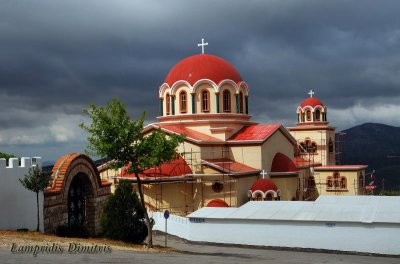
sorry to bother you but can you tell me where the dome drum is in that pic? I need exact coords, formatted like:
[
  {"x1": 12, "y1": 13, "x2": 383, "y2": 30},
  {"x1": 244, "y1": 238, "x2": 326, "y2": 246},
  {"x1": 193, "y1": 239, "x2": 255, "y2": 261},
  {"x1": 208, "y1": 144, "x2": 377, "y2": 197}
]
[
  {"x1": 158, "y1": 54, "x2": 250, "y2": 118},
  {"x1": 297, "y1": 97, "x2": 328, "y2": 124}
]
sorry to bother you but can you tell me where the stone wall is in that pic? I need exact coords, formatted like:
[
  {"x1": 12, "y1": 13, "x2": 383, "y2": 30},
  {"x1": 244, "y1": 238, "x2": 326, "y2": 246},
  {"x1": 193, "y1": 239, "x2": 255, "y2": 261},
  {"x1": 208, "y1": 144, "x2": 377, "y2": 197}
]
[{"x1": 44, "y1": 153, "x2": 111, "y2": 235}]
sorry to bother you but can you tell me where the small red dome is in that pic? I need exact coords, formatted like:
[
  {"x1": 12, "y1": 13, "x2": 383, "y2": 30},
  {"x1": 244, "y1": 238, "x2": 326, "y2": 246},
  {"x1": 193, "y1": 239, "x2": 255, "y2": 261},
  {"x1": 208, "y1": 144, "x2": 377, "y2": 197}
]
[
  {"x1": 206, "y1": 199, "x2": 229, "y2": 207},
  {"x1": 271, "y1": 153, "x2": 297, "y2": 173},
  {"x1": 300, "y1": 97, "x2": 325, "y2": 108},
  {"x1": 250, "y1": 179, "x2": 278, "y2": 193},
  {"x1": 164, "y1": 54, "x2": 242, "y2": 86}
]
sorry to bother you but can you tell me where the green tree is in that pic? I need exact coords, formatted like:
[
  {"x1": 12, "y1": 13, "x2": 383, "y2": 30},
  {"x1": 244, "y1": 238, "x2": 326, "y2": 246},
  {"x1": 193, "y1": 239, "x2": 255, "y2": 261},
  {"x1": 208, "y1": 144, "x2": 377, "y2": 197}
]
[
  {"x1": 101, "y1": 180, "x2": 147, "y2": 243},
  {"x1": 80, "y1": 98, "x2": 184, "y2": 247},
  {"x1": 19, "y1": 166, "x2": 51, "y2": 231},
  {"x1": 0, "y1": 151, "x2": 16, "y2": 159}
]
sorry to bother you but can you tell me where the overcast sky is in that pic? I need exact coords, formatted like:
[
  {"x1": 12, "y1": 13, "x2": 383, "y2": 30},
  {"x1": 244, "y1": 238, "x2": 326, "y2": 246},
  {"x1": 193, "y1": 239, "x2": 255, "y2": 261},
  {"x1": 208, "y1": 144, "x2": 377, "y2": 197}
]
[{"x1": 1, "y1": 0, "x2": 400, "y2": 161}]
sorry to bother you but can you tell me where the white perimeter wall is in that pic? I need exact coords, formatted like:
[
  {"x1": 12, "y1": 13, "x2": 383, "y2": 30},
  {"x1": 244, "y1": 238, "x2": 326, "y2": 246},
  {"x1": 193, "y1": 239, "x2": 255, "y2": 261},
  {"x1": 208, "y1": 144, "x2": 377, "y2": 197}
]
[
  {"x1": 151, "y1": 212, "x2": 400, "y2": 255},
  {"x1": 0, "y1": 157, "x2": 44, "y2": 231}
]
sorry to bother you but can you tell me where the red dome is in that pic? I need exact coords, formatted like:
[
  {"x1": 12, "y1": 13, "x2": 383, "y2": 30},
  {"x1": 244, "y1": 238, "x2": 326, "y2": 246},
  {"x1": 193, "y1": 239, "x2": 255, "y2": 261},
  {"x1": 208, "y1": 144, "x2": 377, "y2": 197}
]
[
  {"x1": 206, "y1": 199, "x2": 230, "y2": 208},
  {"x1": 164, "y1": 54, "x2": 242, "y2": 86},
  {"x1": 250, "y1": 179, "x2": 278, "y2": 193},
  {"x1": 300, "y1": 97, "x2": 325, "y2": 108},
  {"x1": 271, "y1": 153, "x2": 297, "y2": 173}
]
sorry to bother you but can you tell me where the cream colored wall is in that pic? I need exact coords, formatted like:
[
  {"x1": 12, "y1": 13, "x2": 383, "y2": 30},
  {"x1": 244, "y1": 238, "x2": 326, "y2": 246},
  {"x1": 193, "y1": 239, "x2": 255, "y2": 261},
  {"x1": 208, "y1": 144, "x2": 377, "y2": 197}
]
[
  {"x1": 314, "y1": 170, "x2": 365, "y2": 196},
  {"x1": 230, "y1": 145, "x2": 262, "y2": 169},
  {"x1": 271, "y1": 176, "x2": 298, "y2": 201},
  {"x1": 176, "y1": 141, "x2": 203, "y2": 173},
  {"x1": 99, "y1": 168, "x2": 118, "y2": 192},
  {"x1": 140, "y1": 182, "x2": 194, "y2": 216},
  {"x1": 184, "y1": 122, "x2": 245, "y2": 141},
  {"x1": 235, "y1": 175, "x2": 259, "y2": 206},
  {"x1": 261, "y1": 131, "x2": 295, "y2": 172}
]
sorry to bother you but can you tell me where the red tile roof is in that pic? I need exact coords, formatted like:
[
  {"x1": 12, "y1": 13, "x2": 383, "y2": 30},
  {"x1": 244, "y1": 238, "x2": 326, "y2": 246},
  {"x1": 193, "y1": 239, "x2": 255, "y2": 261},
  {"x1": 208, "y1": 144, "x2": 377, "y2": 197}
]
[
  {"x1": 206, "y1": 199, "x2": 230, "y2": 207},
  {"x1": 202, "y1": 158, "x2": 260, "y2": 175},
  {"x1": 155, "y1": 124, "x2": 222, "y2": 142},
  {"x1": 270, "y1": 153, "x2": 297, "y2": 173},
  {"x1": 293, "y1": 157, "x2": 322, "y2": 168},
  {"x1": 228, "y1": 124, "x2": 281, "y2": 141},
  {"x1": 118, "y1": 155, "x2": 192, "y2": 179}
]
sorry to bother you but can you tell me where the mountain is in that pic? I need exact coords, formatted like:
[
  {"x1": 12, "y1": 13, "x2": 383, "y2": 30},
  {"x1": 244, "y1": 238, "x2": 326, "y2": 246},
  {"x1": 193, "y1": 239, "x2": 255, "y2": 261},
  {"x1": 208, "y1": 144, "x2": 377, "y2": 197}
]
[{"x1": 340, "y1": 123, "x2": 400, "y2": 191}]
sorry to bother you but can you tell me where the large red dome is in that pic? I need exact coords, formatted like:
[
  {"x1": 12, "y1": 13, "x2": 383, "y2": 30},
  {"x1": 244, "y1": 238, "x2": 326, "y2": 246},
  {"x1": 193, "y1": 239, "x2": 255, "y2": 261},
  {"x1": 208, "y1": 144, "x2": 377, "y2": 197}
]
[{"x1": 164, "y1": 54, "x2": 242, "y2": 86}]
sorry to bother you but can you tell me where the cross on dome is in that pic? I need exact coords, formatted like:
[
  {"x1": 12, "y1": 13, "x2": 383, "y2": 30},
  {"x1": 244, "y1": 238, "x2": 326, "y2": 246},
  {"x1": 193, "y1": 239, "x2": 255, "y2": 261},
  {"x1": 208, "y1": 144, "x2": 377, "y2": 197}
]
[
  {"x1": 198, "y1": 38, "x2": 208, "y2": 54},
  {"x1": 308, "y1": 90, "x2": 315, "y2": 98},
  {"x1": 260, "y1": 169, "x2": 268, "y2": 179}
]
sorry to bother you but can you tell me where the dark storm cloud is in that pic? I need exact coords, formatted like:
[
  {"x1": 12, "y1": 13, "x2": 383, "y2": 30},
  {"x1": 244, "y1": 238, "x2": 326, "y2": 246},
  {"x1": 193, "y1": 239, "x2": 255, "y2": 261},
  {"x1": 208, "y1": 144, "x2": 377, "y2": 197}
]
[{"x1": 1, "y1": 0, "x2": 400, "y2": 159}]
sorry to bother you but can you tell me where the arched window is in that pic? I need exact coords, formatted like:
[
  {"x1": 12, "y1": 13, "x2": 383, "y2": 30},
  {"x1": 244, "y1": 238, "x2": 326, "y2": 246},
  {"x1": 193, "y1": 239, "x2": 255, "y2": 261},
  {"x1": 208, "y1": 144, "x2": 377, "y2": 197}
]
[
  {"x1": 340, "y1": 177, "x2": 347, "y2": 189},
  {"x1": 333, "y1": 172, "x2": 340, "y2": 188},
  {"x1": 299, "y1": 138, "x2": 318, "y2": 154},
  {"x1": 255, "y1": 193, "x2": 263, "y2": 201},
  {"x1": 201, "y1": 90, "x2": 210, "y2": 112},
  {"x1": 326, "y1": 176, "x2": 333, "y2": 189},
  {"x1": 329, "y1": 139, "x2": 334, "y2": 153},
  {"x1": 315, "y1": 109, "x2": 321, "y2": 121},
  {"x1": 166, "y1": 93, "x2": 170, "y2": 115},
  {"x1": 223, "y1": 90, "x2": 231, "y2": 112},
  {"x1": 179, "y1": 91, "x2": 187, "y2": 113},
  {"x1": 239, "y1": 91, "x2": 244, "y2": 113},
  {"x1": 266, "y1": 193, "x2": 273, "y2": 201},
  {"x1": 306, "y1": 110, "x2": 312, "y2": 121}
]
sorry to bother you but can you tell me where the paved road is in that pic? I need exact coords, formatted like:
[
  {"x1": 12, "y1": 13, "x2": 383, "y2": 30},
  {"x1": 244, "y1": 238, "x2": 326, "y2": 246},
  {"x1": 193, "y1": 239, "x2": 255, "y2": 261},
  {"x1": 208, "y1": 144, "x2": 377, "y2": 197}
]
[{"x1": 0, "y1": 234, "x2": 398, "y2": 264}]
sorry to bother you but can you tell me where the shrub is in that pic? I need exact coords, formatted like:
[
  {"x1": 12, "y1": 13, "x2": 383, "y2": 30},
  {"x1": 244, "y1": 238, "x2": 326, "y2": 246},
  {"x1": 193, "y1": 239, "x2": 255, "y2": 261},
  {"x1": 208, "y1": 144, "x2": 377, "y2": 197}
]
[
  {"x1": 101, "y1": 180, "x2": 147, "y2": 243},
  {"x1": 55, "y1": 223, "x2": 89, "y2": 238}
]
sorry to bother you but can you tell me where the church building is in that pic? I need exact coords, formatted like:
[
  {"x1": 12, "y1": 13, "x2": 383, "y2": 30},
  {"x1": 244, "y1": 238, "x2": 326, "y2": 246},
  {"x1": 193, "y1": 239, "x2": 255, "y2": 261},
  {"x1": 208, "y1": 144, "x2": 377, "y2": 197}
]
[{"x1": 101, "y1": 43, "x2": 367, "y2": 216}]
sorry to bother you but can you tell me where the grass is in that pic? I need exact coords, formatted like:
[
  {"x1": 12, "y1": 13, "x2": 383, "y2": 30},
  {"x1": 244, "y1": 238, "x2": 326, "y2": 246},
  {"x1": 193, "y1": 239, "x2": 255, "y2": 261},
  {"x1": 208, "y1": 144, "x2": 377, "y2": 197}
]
[{"x1": 0, "y1": 230, "x2": 174, "y2": 252}]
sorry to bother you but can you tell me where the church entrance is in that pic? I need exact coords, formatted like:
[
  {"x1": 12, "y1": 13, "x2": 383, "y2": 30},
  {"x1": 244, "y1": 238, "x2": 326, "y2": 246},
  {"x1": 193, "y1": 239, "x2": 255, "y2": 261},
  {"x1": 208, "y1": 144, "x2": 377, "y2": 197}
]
[
  {"x1": 44, "y1": 153, "x2": 112, "y2": 235},
  {"x1": 67, "y1": 173, "x2": 92, "y2": 226}
]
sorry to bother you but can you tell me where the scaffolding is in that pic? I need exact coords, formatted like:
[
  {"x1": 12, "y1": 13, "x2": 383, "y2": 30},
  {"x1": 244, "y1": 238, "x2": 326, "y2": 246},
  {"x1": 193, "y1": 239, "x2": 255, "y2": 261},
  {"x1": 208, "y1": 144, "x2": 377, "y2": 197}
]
[{"x1": 139, "y1": 145, "x2": 239, "y2": 216}]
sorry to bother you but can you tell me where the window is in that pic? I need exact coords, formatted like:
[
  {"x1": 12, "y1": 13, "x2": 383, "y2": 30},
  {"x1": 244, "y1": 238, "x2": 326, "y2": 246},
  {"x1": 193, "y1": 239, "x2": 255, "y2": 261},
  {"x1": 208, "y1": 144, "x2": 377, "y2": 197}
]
[
  {"x1": 340, "y1": 177, "x2": 347, "y2": 189},
  {"x1": 315, "y1": 110, "x2": 321, "y2": 121},
  {"x1": 326, "y1": 177, "x2": 333, "y2": 189},
  {"x1": 306, "y1": 110, "x2": 312, "y2": 121},
  {"x1": 239, "y1": 91, "x2": 244, "y2": 113},
  {"x1": 201, "y1": 90, "x2": 210, "y2": 112},
  {"x1": 329, "y1": 139, "x2": 334, "y2": 153},
  {"x1": 223, "y1": 90, "x2": 231, "y2": 112},
  {"x1": 299, "y1": 138, "x2": 318, "y2": 154},
  {"x1": 179, "y1": 91, "x2": 187, "y2": 113},
  {"x1": 255, "y1": 193, "x2": 263, "y2": 201},
  {"x1": 329, "y1": 172, "x2": 347, "y2": 190},
  {"x1": 166, "y1": 93, "x2": 170, "y2": 115},
  {"x1": 266, "y1": 193, "x2": 273, "y2": 201}
]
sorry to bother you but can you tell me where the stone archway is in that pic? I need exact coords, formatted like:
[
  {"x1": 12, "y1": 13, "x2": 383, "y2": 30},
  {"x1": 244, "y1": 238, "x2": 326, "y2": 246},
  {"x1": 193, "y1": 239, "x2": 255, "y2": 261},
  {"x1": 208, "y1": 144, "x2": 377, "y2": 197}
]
[{"x1": 44, "y1": 153, "x2": 111, "y2": 235}]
